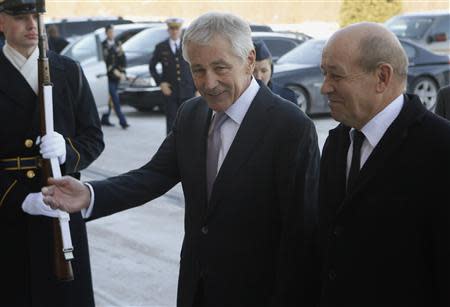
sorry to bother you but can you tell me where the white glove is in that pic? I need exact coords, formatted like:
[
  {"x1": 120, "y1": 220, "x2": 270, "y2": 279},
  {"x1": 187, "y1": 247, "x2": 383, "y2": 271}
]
[
  {"x1": 22, "y1": 192, "x2": 60, "y2": 218},
  {"x1": 38, "y1": 132, "x2": 66, "y2": 165}
]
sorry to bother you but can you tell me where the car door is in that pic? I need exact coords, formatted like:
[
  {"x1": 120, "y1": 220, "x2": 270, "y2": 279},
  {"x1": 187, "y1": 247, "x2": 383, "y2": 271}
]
[{"x1": 61, "y1": 33, "x2": 109, "y2": 109}]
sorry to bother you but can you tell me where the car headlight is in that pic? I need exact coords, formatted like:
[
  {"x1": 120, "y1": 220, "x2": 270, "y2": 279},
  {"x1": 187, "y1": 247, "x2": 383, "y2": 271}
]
[{"x1": 132, "y1": 76, "x2": 156, "y2": 88}]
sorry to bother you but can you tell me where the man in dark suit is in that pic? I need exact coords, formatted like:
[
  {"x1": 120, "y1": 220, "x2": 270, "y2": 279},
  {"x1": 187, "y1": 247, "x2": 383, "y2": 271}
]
[
  {"x1": 0, "y1": 1, "x2": 104, "y2": 306},
  {"x1": 435, "y1": 85, "x2": 450, "y2": 120},
  {"x1": 253, "y1": 40, "x2": 297, "y2": 104},
  {"x1": 149, "y1": 17, "x2": 196, "y2": 135},
  {"x1": 40, "y1": 12, "x2": 320, "y2": 307},
  {"x1": 317, "y1": 22, "x2": 450, "y2": 306},
  {"x1": 46, "y1": 24, "x2": 68, "y2": 54}
]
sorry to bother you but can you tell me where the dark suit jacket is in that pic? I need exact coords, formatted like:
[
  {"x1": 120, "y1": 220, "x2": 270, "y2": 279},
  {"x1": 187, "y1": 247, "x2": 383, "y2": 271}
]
[
  {"x1": 435, "y1": 85, "x2": 450, "y2": 120},
  {"x1": 0, "y1": 50, "x2": 104, "y2": 306},
  {"x1": 318, "y1": 94, "x2": 450, "y2": 307},
  {"x1": 90, "y1": 84, "x2": 320, "y2": 307},
  {"x1": 149, "y1": 39, "x2": 195, "y2": 100}
]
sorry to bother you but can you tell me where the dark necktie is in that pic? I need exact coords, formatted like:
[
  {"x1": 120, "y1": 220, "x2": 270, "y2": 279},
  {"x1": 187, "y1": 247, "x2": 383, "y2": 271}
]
[
  {"x1": 206, "y1": 112, "x2": 228, "y2": 201},
  {"x1": 174, "y1": 43, "x2": 179, "y2": 54},
  {"x1": 347, "y1": 130, "x2": 365, "y2": 192}
]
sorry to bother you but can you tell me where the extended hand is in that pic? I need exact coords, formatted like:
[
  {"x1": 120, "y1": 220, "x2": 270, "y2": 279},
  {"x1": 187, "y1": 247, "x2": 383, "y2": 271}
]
[
  {"x1": 42, "y1": 176, "x2": 91, "y2": 213},
  {"x1": 160, "y1": 82, "x2": 172, "y2": 96},
  {"x1": 38, "y1": 132, "x2": 66, "y2": 165}
]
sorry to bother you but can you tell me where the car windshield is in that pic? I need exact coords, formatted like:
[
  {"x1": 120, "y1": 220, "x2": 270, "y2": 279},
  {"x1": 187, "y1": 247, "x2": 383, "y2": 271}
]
[
  {"x1": 63, "y1": 34, "x2": 97, "y2": 62},
  {"x1": 385, "y1": 16, "x2": 434, "y2": 39},
  {"x1": 123, "y1": 28, "x2": 168, "y2": 53},
  {"x1": 277, "y1": 39, "x2": 325, "y2": 65}
]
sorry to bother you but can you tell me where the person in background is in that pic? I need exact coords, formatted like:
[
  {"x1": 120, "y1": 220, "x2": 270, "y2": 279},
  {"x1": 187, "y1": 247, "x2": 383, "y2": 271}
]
[
  {"x1": 149, "y1": 17, "x2": 196, "y2": 135},
  {"x1": 0, "y1": 0, "x2": 104, "y2": 306},
  {"x1": 253, "y1": 40, "x2": 297, "y2": 104},
  {"x1": 0, "y1": 30, "x2": 5, "y2": 47},
  {"x1": 435, "y1": 85, "x2": 450, "y2": 120},
  {"x1": 46, "y1": 24, "x2": 68, "y2": 53},
  {"x1": 317, "y1": 22, "x2": 450, "y2": 306},
  {"x1": 100, "y1": 24, "x2": 129, "y2": 129}
]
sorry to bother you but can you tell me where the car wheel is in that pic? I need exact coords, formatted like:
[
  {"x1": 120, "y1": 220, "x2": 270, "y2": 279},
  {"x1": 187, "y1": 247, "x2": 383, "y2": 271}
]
[
  {"x1": 411, "y1": 76, "x2": 438, "y2": 111},
  {"x1": 287, "y1": 85, "x2": 310, "y2": 114}
]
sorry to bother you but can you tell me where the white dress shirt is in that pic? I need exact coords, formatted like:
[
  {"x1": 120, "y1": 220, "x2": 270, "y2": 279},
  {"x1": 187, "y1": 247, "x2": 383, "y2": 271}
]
[
  {"x1": 346, "y1": 94, "x2": 404, "y2": 179},
  {"x1": 3, "y1": 43, "x2": 39, "y2": 94},
  {"x1": 83, "y1": 77, "x2": 260, "y2": 218},
  {"x1": 169, "y1": 38, "x2": 181, "y2": 54},
  {"x1": 213, "y1": 77, "x2": 260, "y2": 173}
]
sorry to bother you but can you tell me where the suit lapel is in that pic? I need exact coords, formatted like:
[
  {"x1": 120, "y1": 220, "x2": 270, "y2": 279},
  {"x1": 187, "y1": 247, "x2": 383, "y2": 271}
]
[
  {"x1": 338, "y1": 95, "x2": 427, "y2": 214},
  {"x1": 207, "y1": 85, "x2": 275, "y2": 215}
]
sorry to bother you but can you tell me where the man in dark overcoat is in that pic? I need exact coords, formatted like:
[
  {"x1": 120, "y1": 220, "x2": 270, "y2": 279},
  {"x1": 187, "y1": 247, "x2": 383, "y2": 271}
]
[
  {"x1": 435, "y1": 85, "x2": 450, "y2": 120},
  {"x1": 317, "y1": 22, "x2": 450, "y2": 306},
  {"x1": 0, "y1": 1, "x2": 104, "y2": 306},
  {"x1": 41, "y1": 12, "x2": 320, "y2": 307},
  {"x1": 149, "y1": 17, "x2": 196, "y2": 135}
]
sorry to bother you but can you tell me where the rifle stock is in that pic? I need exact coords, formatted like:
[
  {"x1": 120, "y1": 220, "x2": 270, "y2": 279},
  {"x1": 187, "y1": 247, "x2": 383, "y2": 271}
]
[{"x1": 36, "y1": 0, "x2": 74, "y2": 282}]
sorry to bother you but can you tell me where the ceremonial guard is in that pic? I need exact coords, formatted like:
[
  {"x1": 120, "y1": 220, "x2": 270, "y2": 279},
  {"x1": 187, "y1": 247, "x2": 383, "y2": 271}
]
[
  {"x1": 100, "y1": 24, "x2": 129, "y2": 128},
  {"x1": 149, "y1": 17, "x2": 196, "y2": 134},
  {"x1": 0, "y1": 1, "x2": 104, "y2": 306}
]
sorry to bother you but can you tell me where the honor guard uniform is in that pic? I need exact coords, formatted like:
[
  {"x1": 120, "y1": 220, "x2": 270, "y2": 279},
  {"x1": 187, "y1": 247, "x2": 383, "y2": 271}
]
[
  {"x1": 149, "y1": 17, "x2": 196, "y2": 135},
  {"x1": 0, "y1": 0, "x2": 104, "y2": 306},
  {"x1": 253, "y1": 40, "x2": 297, "y2": 105}
]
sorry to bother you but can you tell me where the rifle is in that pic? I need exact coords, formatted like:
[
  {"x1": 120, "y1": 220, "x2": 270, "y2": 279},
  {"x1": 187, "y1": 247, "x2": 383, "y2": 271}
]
[{"x1": 36, "y1": 0, "x2": 74, "y2": 281}]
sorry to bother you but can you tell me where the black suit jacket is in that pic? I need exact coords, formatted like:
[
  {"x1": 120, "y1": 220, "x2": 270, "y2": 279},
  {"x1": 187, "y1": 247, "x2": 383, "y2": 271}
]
[
  {"x1": 149, "y1": 39, "x2": 195, "y2": 100},
  {"x1": 0, "y1": 50, "x2": 104, "y2": 306},
  {"x1": 318, "y1": 94, "x2": 450, "y2": 306},
  {"x1": 435, "y1": 85, "x2": 450, "y2": 120},
  {"x1": 90, "y1": 84, "x2": 320, "y2": 307}
]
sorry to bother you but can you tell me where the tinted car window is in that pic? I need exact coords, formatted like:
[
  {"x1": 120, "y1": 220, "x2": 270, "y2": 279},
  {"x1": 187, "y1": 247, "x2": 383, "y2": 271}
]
[
  {"x1": 262, "y1": 39, "x2": 298, "y2": 58},
  {"x1": 432, "y1": 16, "x2": 450, "y2": 36},
  {"x1": 123, "y1": 28, "x2": 168, "y2": 53},
  {"x1": 386, "y1": 16, "x2": 434, "y2": 39},
  {"x1": 64, "y1": 34, "x2": 97, "y2": 62},
  {"x1": 277, "y1": 39, "x2": 325, "y2": 65}
]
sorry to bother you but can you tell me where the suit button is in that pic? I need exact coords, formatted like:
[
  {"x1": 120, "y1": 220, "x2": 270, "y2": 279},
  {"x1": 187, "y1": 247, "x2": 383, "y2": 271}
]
[
  {"x1": 26, "y1": 170, "x2": 36, "y2": 179},
  {"x1": 328, "y1": 269, "x2": 337, "y2": 281},
  {"x1": 201, "y1": 226, "x2": 208, "y2": 235},
  {"x1": 24, "y1": 139, "x2": 33, "y2": 148},
  {"x1": 333, "y1": 226, "x2": 344, "y2": 237}
]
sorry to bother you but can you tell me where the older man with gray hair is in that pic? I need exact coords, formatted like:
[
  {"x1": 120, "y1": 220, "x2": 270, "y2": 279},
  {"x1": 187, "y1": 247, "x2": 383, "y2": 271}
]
[
  {"x1": 317, "y1": 22, "x2": 450, "y2": 306},
  {"x1": 36, "y1": 12, "x2": 320, "y2": 307}
]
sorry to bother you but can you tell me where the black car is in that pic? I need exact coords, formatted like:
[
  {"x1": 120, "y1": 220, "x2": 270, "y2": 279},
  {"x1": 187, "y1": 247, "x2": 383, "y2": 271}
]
[
  {"x1": 119, "y1": 31, "x2": 309, "y2": 112},
  {"x1": 271, "y1": 38, "x2": 450, "y2": 115}
]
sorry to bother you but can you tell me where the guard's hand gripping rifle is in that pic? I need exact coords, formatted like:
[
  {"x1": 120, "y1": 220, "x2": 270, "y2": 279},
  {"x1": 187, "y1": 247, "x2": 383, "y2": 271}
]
[{"x1": 36, "y1": 0, "x2": 74, "y2": 281}]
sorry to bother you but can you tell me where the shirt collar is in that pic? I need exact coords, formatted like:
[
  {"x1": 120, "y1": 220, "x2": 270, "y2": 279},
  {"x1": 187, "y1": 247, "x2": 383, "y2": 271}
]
[
  {"x1": 3, "y1": 42, "x2": 29, "y2": 70},
  {"x1": 350, "y1": 94, "x2": 404, "y2": 147},
  {"x1": 170, "y1": 38, "x2": 181, "y2": 47},
  {"x1": 219, "y1": 77, "x2": 260, "y2": 125}
]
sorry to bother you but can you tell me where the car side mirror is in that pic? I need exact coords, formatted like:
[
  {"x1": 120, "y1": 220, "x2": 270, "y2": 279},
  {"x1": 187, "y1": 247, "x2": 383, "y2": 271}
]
[{"x1": 428, "y1": 32, "x2": 448, "y2": 43}]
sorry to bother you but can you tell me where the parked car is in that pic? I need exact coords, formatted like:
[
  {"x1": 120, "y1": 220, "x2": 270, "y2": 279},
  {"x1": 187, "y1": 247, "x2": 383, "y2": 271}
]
[
  {"x1": 271, "y1": 38, "x2": 450, "y2": 115},
  {"x1": 61, "y1": 23, "x2": 160, "y2": 108},
  {"x1": 45, "y1": 16, "x2": 133, "y2": 42},
  {"x1": 385, "y1": 11, "x2": 450, "y2": 55},
  {"x1": 119, "y1": 31, "x2": 309, "y2": 112}
]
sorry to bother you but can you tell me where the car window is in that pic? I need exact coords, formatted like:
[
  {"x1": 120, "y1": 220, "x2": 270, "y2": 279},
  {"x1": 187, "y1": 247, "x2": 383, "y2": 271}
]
[
  {"x1": 261, "y1": 38, "x2": 298, "y2": 58},
  {"x1": 432, "y1": 16, "x2": 450, "y2": 36},
  {"x1": 277, "y1": 39, "x2": 325, "y2": 65},
  {"x1": 123, "y1": 28, "x2": 168, "y2": 53},
  {"x1": 385, "y1": 16, "x2": 434, "y2": 39},
  {"x1": 64, "y1": 34, "x2": 97, "y2": 62}
]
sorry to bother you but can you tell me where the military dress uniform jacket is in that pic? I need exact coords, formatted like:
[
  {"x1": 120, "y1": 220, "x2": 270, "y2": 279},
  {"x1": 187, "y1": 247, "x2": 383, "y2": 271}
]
[
  {"x1": 88, "y1": 83, "x2": 320, "y2": 307},
  {"x1": 0, "y1": 50, "x2": 104, "y2": 307},
  {"x1": 149, "y1": 39, "x2": 195, "y2": 100},
  {"x1": 435, "y1": 85, "x2": 450, "y2": 121},
  {"x1": 102, "y1": 39, "x2": 126, "y2": 82},
  {"x1": 317, "y1": 94, "x2": 450, "y2": 306},
  {"x1": 268, "y1": 81, "x2": 297, "y2": 105}
]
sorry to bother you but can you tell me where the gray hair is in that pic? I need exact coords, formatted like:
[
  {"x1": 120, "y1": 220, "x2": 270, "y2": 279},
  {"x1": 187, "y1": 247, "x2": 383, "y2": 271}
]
[
  {"x1": 357, "y1": 29, "x2": 409, "y2": 82},
  {"x1": 182, "y1": 12, "x2": 253, "y2": 63}
]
